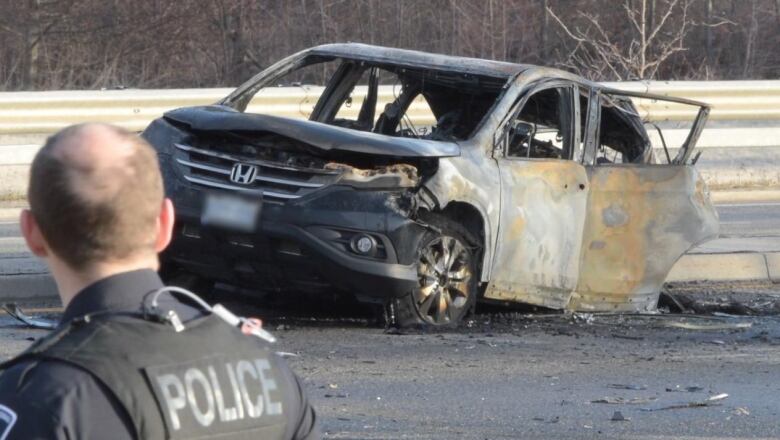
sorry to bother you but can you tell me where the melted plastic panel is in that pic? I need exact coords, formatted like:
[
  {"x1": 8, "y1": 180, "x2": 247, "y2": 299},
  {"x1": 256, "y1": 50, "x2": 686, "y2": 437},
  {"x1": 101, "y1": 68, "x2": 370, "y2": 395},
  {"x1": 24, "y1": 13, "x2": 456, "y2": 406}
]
[
  {"x1": 485, "y1": 160, "x2": 589, "y2": 309},
  {"x1": 572, "y1": 165, "x2": 719, "y2": 311}
]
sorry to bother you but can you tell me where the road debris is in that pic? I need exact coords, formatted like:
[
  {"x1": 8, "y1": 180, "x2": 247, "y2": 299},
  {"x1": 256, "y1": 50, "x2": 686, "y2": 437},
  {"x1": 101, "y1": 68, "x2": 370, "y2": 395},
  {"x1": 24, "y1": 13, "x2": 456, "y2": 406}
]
[
  {"x1": 662, "y1": 283, "x2": 780, "y2": 316},
  {"x1": 2, "y1": 303, "x2": 57, "y2": 329},
  {"x1": 611, "y1": 411, "x2": 630, "y2": 422},
  {"x1": 571, "y1": 313, "x2": 594, "y2": 325},
  {"x1": 665, "y1": 385, "x2": 704, "y2": 393},
  {"x1": 607, "y1": 384, "x2": 647, "y2": 390},
  {"x1": 642, "y1": 393, "x2": 729, "y2": 411},
  {"x1": 275, "y1": 351, "x2": 299, "y2": 358},
  {"x1": 592, "y1": 396, "x2": 657, "y2": 405},
  {"x1": 611, "y1": 333, "x2": 645, "y2": 341},
  {"x1": 732, "y1": 407, "x2": 750, "y2": 416},
  {"x1": 712, "y1": 312, "x2": 743, "y2": 318},
  {"x1": 659, "y1": 290, "x2": 688, "y2": 313},
  {"x1": 664, "y1": 321, "x2": 752, "y2": 331}
]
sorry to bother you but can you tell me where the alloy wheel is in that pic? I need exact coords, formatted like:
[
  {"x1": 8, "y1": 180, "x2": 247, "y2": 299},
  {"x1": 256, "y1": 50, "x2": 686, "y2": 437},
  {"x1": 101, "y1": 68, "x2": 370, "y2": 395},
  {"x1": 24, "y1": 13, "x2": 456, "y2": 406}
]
[{"x1": 415, "y1": 235, "x2": 473, "y2": 325}]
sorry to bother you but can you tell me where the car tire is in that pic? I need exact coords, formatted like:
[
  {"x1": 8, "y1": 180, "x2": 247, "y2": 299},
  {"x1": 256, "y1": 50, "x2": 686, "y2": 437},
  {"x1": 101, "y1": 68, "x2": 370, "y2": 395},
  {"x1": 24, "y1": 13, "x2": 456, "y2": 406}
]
[{"x1": 387, "y1": 213, "x2": 479, "y2": 328}]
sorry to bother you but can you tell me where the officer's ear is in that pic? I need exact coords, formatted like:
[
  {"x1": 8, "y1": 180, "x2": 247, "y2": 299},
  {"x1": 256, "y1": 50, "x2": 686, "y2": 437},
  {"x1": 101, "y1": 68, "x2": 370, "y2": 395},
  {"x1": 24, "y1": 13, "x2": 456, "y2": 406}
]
[
  {"x1": 155, "y1": 198, "x2": 175, "y2": 253},
  {"x1": 20, "y1": 209, "x2": 49, "y2": 258}
]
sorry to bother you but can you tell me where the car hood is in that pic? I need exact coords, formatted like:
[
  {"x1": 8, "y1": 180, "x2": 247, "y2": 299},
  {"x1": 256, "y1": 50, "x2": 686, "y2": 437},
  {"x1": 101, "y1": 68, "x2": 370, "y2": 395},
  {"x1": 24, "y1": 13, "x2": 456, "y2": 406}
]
[{"x1": 163, "y1": 105, "x2": 460, "y2": 158}]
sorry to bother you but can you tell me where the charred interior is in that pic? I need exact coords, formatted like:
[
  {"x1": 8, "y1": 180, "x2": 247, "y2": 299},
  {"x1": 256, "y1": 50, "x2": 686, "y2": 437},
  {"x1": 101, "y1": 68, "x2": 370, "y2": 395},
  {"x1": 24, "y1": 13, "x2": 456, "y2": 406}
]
[
  {"x1": 237, "y1": 55, "x2": 509, "y2": 143},
  {"x1": 597, "y1": 94, "x2": 652, "y2": 163}
]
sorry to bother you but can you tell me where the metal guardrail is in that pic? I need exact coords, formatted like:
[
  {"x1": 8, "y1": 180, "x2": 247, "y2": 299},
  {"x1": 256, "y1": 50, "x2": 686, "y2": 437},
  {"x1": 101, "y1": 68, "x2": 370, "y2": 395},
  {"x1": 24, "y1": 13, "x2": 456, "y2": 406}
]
[
  {"x1": 606, "y1": 80, "x2": 780, "y2": 121},
  {"x1": 0, "y1": 81, "x2": 778, "y2": 137},
  {"x1": 1, "y1": 81, "x2": 779, "y2": 199}
]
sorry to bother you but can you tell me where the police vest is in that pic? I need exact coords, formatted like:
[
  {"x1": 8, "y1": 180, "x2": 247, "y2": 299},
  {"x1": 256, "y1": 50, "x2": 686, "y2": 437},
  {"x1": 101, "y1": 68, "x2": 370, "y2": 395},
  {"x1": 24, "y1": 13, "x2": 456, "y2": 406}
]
[{"x1": 0, "y1": 313, "x2": 289, "y2": 439}]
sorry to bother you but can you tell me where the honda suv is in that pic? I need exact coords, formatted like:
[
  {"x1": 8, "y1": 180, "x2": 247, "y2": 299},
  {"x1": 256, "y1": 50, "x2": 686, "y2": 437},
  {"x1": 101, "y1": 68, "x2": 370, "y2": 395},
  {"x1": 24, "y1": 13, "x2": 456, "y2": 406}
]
[{"x1": 142, "y1": 43, "x2": 718, "y2": 327}]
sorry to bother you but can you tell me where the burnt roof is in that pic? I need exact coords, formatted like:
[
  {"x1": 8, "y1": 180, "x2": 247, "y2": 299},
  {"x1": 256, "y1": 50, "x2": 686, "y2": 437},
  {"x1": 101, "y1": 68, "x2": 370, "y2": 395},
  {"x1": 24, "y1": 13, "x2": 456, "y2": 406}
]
[{"x1": 308, "y1": 43, "x2": 530, "y2": 78}]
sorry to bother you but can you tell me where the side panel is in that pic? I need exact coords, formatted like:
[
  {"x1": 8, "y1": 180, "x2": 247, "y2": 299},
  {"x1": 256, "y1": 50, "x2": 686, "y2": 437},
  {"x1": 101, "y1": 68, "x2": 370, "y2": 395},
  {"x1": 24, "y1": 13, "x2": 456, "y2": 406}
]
[
  {"x1": 572, "y1": 165, "x2": 719, "y2": 311},
  {"x1": 485, "y1": 160, "x2": 589, "y2": 309}
]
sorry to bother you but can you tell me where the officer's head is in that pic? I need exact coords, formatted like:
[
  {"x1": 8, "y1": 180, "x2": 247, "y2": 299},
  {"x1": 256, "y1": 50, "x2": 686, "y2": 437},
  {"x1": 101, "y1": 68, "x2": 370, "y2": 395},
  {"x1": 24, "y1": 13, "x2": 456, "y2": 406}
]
[{"x1": 20, "y1": 123, "x2": 174, "y2": 278}]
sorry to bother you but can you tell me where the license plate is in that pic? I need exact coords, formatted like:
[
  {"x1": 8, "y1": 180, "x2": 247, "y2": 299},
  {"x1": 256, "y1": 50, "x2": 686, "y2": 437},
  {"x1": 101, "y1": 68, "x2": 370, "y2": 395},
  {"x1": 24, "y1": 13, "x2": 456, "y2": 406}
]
[{"x1": 201, "y1": 193, "x2": 261, "y2": 232}]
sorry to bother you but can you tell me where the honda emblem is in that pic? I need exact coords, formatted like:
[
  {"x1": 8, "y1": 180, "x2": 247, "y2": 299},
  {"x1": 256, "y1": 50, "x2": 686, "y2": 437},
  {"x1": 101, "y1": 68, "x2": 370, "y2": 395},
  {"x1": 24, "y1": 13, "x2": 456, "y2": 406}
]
[{"x1": 230, "y1": 163, "x2": 258, "y2": 185}]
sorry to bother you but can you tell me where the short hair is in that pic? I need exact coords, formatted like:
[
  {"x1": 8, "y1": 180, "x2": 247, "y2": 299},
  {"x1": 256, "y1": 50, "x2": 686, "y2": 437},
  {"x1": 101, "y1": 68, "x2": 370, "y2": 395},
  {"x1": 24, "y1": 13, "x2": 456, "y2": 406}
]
[{"x1": 28, "y1": 124, "x2": 164, "y2": 270}]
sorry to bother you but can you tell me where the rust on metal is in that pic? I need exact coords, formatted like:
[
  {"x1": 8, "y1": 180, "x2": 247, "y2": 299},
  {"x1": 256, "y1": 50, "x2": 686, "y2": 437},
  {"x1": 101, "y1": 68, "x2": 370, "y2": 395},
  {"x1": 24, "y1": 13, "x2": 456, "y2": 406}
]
[{"x1": 572, "y1": 166, "x2": 718, "y2": 311}]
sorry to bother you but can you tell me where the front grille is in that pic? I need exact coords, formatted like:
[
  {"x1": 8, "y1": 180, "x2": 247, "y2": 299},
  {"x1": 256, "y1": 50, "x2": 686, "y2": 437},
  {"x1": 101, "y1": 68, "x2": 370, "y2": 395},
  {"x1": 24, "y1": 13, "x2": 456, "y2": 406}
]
[{"x1": 173, "y1": 143, "x2": 341, "y2": 202}]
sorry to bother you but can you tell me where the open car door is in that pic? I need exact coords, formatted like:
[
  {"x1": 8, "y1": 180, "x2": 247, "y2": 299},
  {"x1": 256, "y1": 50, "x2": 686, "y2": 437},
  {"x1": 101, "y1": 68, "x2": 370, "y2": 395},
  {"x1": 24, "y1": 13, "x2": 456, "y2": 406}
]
[{"x1": 571, "y1": 90, "x2": 719, "y2": 312}]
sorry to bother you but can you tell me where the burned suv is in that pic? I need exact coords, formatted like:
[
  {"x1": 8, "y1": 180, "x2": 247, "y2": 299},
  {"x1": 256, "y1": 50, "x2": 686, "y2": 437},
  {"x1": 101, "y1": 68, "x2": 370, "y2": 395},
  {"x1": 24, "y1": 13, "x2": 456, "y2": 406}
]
[{"x1": 142, "y1": 43, "x2": 718, "y2": 327}]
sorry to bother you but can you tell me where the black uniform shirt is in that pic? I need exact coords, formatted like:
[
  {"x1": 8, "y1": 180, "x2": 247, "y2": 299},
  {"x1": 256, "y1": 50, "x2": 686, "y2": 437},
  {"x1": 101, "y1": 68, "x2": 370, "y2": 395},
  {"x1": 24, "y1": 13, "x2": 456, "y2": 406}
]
[{"x1": 0, "y1": 269, "x2": 319, "y2": 440}]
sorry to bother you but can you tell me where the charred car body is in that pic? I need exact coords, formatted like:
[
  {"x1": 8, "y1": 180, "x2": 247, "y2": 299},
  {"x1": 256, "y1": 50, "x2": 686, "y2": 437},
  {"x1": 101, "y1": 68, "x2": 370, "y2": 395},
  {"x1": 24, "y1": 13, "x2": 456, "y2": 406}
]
[{"x1": 142, "y1": 44, "x2": 718, "y2": 327}]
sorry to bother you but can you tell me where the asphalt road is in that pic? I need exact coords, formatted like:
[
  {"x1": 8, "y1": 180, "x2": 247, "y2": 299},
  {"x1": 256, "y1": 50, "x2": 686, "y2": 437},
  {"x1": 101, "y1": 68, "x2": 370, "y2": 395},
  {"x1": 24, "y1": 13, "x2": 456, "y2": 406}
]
[
  {"x1": 0, "y1": 201, "x2": 779, "y2": 438},
  {"x1": 2, "y1": 302, "x2": 780, "y2": 439},
  {"x1": 716, "y1": 201, "x2": 780, "y2": 238}
]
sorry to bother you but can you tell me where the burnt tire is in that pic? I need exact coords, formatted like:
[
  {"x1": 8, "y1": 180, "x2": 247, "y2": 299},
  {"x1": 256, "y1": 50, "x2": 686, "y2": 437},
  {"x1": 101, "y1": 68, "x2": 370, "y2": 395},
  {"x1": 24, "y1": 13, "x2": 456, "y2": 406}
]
[{"x1": 387, "y1": 213, "x2": 479, "y2": 328}]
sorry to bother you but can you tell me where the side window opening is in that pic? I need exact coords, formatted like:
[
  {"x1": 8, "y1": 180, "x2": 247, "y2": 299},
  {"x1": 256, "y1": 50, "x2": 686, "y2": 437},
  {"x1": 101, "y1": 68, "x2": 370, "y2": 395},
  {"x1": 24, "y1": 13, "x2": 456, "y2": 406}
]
[
  {"x1": 594, "y1": 91, "x2": 709, "y2": 166},
  {"x1": 506, "y1": 87, "x2": 573, "y2": 160},
  {"x1": 596, "y1": 94, "x2": 651, "y2": 164}
]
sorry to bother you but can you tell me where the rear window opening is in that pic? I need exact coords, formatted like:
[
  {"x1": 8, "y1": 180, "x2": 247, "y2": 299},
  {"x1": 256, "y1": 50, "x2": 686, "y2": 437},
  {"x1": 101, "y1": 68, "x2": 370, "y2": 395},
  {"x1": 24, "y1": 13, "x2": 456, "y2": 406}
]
[
  {"x1": 595, "y1": 91, "x2": 708, "y2": 166},
  {"x1": 595, "y1": 94, "x2": 651, "y2": 164},
  {"x1": 240, "y1": 57, "x2": 508, "y2": 142}
]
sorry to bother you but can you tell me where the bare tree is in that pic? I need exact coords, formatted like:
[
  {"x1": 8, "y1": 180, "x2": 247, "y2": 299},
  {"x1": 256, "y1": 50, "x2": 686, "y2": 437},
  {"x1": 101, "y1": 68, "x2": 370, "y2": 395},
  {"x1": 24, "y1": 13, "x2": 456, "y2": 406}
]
[
  {"x1": 0, "y1": 0, "x2": 778, "y2": 91},
  {"x1": 549, "y1": 0, "x2": 695, "y2": 80}
]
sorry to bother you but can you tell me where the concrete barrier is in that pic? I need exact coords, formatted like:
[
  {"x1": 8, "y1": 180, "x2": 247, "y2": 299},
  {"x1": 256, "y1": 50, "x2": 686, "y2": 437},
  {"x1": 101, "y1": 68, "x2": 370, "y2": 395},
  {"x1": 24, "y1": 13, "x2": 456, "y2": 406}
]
[{"x1": 667, "y1": 253, "x2": 771, "y2": 282}]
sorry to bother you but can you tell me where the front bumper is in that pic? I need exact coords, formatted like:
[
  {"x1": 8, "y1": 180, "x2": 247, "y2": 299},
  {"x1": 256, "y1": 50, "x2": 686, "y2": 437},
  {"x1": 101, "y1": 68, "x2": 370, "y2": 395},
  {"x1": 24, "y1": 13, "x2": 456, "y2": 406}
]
[{"x1": 160, "y1": 161, "x2": 426, "y2": 303}]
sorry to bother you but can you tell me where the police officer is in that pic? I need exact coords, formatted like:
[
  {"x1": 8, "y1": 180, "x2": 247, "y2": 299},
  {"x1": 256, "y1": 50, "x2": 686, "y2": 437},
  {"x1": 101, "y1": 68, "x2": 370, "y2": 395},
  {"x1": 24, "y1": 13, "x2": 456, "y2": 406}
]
[{"x1": 0, "y1": 124, "x2": 320, "y2": 439}]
